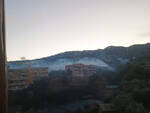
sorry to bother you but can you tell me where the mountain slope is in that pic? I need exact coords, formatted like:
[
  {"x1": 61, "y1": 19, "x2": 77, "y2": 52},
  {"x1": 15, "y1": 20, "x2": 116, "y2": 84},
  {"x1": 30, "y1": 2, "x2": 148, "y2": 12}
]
[{"x1": 8, "y1": 43, "x2": 150, "y2": 72}]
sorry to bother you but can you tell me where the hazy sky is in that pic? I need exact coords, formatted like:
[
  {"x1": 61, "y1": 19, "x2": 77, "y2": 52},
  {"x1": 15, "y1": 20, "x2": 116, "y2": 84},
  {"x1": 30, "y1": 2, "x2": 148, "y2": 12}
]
[{"x1": 6, "y1": 0, "x2": 150, "y2": 61}]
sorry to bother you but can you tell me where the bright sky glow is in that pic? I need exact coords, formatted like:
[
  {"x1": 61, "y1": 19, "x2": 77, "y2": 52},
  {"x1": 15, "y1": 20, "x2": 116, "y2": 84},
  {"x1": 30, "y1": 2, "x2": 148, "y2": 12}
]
[{"x1": 6, "y1": 0, "x2": 150, "y2": 61}]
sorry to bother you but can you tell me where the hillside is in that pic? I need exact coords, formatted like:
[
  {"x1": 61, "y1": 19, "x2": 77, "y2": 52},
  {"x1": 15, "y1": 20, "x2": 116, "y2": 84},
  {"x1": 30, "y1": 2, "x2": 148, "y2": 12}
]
[{"x1": 8, "y1": 43, "x2": 150, "y2": 72}]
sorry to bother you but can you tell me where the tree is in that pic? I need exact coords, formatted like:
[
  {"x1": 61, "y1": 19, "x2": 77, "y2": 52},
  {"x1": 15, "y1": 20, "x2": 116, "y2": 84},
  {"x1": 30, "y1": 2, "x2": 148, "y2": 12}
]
[{"x1": 124, "y1": 103, "x2": 146, "y2": 113}]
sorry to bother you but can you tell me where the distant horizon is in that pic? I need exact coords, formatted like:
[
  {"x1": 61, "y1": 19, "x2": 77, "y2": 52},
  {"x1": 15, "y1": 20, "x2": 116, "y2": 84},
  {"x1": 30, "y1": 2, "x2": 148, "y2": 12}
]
[
  {"x1": 6, "y1": 0, "x2": 150, "y2": 61},
  {"x1": 8, "y1": 42, "x2": 150, "y2": 62}
]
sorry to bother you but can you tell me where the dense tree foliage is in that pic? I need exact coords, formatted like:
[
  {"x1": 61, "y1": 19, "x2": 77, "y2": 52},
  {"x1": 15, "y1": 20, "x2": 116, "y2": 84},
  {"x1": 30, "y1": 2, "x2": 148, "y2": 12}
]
[{"x1": 113, "y1": 57, "x2": 150, "y2": 113}]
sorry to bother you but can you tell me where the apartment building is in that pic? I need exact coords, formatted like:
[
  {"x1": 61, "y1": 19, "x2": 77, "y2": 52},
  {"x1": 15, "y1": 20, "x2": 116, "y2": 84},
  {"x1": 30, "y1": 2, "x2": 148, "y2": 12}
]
[
  {"x1": 65, "y1": 64, "x2": 96, "y2": 86},
  {"x1": 65, "y1": 64, "x2": 96, "y2": 77},
  {"x1": 8, "y1": 67, "x2": 48, "y2": 90},
  {"x1": 8, "y1": 69, "x2": 29, "y2": 90}
]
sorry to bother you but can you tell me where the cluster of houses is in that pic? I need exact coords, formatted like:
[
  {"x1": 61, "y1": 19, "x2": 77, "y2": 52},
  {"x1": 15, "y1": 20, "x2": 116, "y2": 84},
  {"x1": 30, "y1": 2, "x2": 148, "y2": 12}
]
[
  {"x1": 8, "y1": 63, "x2": 119, "y2": 97},
  {"x1": 8, "y1": 63, "x2": 97, "y2": 90}
]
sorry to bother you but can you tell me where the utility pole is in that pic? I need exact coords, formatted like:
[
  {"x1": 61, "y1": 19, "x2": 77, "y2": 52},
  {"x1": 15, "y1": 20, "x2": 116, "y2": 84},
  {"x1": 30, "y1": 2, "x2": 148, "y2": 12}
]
[{"x1": 0, "y1": 0, "x2": 8, "y2": 113}]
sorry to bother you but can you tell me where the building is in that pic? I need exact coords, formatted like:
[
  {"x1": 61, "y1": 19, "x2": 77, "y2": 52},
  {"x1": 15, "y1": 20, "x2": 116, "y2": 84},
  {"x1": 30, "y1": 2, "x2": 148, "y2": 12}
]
[
  {"x1": 8, "y1": 69, "x2": 29, "y2": 90},
  {"x1": 65, "y1": 64, "x2": 96, "y2": 77},
  {"x1": 65, "y1": 64, "x2": 96, "y2": 86},
  {"x1": 29, "y1": 67, "x2": 49, "y2": 81},
  {"x1": 8, "y1": 67, "x2": 48, "y2": 90}
]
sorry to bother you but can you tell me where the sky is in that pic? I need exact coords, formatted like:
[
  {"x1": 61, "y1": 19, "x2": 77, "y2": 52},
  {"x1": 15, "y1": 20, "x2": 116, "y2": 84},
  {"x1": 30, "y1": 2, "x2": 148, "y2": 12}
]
[{"x1": 6, "y1": 0, "x2": 150, "y2": 61}]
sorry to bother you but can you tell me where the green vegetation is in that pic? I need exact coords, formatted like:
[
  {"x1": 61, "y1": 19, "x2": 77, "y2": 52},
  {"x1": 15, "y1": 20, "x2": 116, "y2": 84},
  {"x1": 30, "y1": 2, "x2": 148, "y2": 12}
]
[{"x1": 113, "y1": 57, "x2": 150, "y2": 113}]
